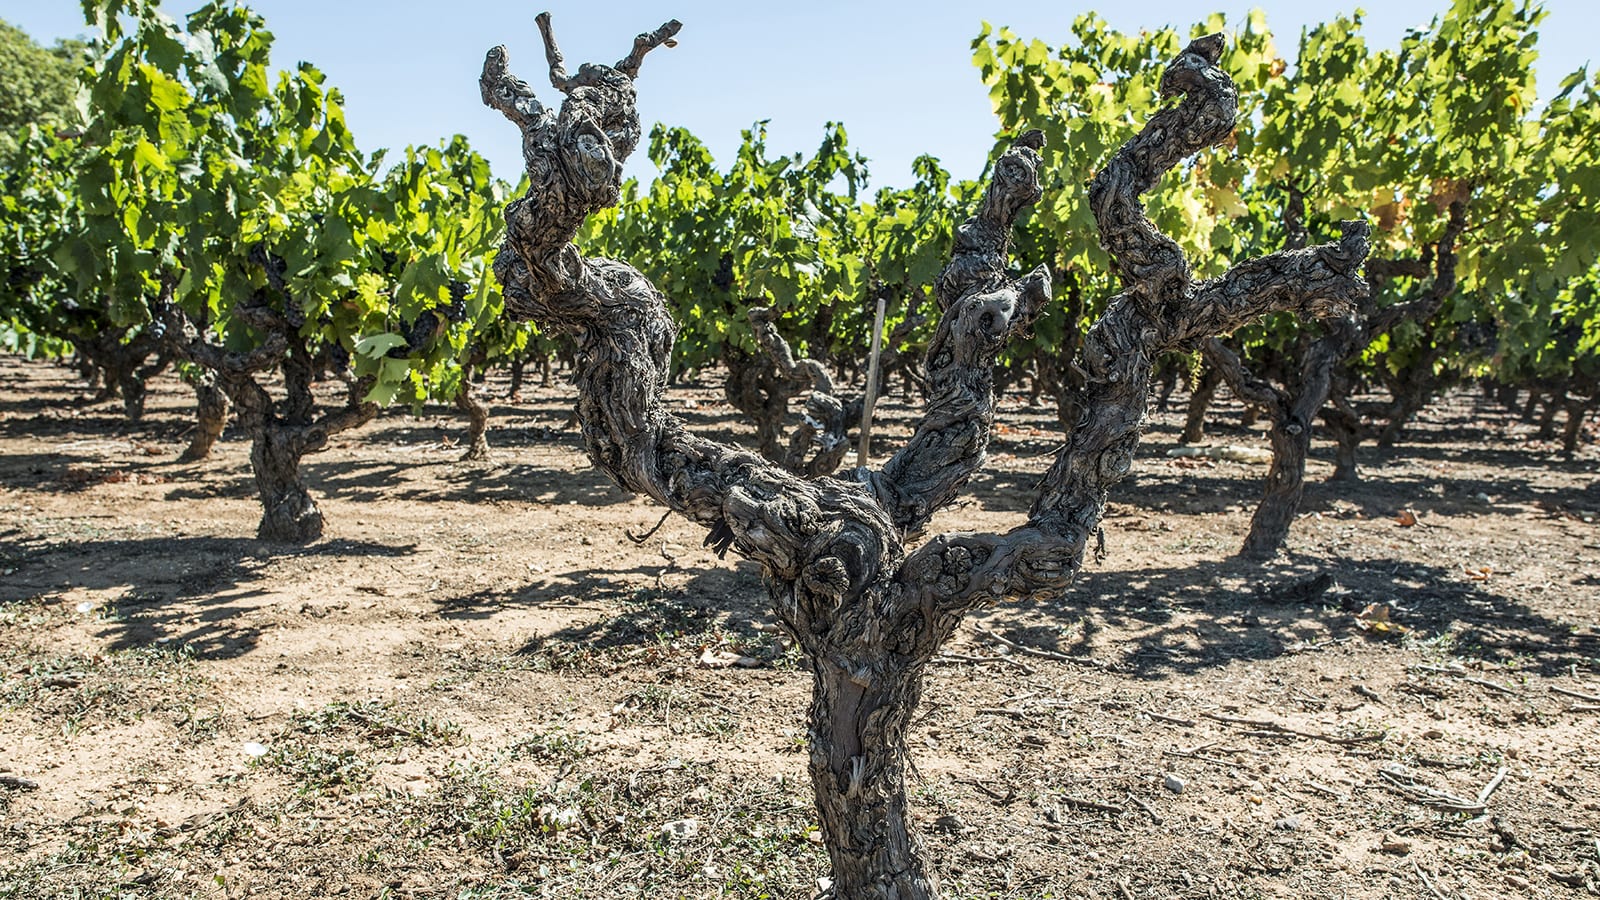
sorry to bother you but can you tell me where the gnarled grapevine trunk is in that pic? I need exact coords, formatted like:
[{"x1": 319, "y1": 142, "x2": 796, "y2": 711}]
[
  {"x1": 226, "y1": 346, "x2": 375, "y2": 543},
  {"x1": 1321, "y1": 199, "x2": 1469, "y2": 473},
  {"x1": 722, "y1": 345, "x2": 806, "y2": 460},
  {"x1": 177, "y1": 371, "x2": 230, "y2": 463},
  {"x1": 455, "y1": 350, "x2": 492, "y2": 461},
  {"x1": 479, "y1": 23, "x2": 1366, "y2": 897},
  {"x1": 1218, "y1": 191, "x2": 1466, "y2": 555},
  {"x1": 1537, "y1": 395, "x2": 1562, "y2": 440},
  {"x1": 1560, "y1": 386, "x2": 1597, "y2": 456},
  {"x1": 1207, "y1": 323, "x2": 1354, "y2": 559},
  {"x1": 76, "y1": 327, "x2": 169, "y2": 421},
  {"x1": 159, "y1": 287, "x2": 376, "y2": 543},
  {"x1": 748, "y1": 306, "x2": 862, "y2": 478},
  {"x1": 248, "y1": 416, "x2": 323, "y2": 541},
  {"x1": 456, "y1": 382, "x2": 492, "y2": 461},
  {"x1": 1155, "y1": 356, "x2": 1181, "y2": 413},
  {"x1": 1321, "y1": 395, "x2": 1364, "y2": 482},
  {"x1": 1376, "y1": 346, "x2": 1446, "y2": 448}
]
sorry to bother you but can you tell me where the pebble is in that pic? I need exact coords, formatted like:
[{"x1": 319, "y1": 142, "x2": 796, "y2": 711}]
[
  {"x1": 539, "y1": 806, "x2": 580, "y2": 831},
  {"x1": 660, "y1": 818, "x2": 700, "y2": 842},
  {"x1": 1163, "y1": 773, "x2": 1186, "y2": 794},
  {"x1": 1380, "y1": 832, "x2": 1413, "y2": 854}
]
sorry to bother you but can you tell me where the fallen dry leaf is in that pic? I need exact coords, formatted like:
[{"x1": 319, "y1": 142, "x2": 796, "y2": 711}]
[
  {"x1": 1355, "y1": 603, "x2": 1409, "y2": 637},
  {"x1": 698, "y1": 648, "x2": 740, "y2": 669}
]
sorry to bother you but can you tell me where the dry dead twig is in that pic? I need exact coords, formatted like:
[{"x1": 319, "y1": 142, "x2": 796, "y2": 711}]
[
  {"x1": 1476, "y1": 767, "x2": 1510, "y2": 806},
  {"x1": 976, "y1": 626, "x2": 1105, "y2": 667},
  {"x1": 1378, "y1": 765, "x2": 1485, "y2": 814},
  {"x1": 933, "y1": 652, "x2": 1034, "y2": 675},
  {"x1": 1462, "y1": 676, "x2": 1519, "y2": 696},
  {"x1": 1203, "y1": 711, "x2": 1384, "y2": 746},
  {"x1": 1061, "y1": 795, "x2": 1125, "y2": 815},
  {"x1": 1414, "y1": 862, "x2": 1456, "y2": 900},
  {"x1": 1550, "y1": 685, "x2": 1600, "y2": 704}
]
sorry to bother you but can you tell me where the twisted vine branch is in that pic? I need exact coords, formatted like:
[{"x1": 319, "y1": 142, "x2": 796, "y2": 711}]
[
  {"x1": 897, "y1": 35, "x2": 1370, "y2": 612},
  {"x1": 746, "y1": 305, "x2": 859, "y2": 478}
]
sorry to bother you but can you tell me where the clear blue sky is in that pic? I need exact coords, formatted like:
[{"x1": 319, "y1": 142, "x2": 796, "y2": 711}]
[{"x1": 5, "y1": 1, "x2": 1592, "y2": 188}]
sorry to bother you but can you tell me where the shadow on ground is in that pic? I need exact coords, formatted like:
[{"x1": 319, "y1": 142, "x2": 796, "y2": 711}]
[
  {"x1": 973, "y1": 554, "x2": 1596, "y2": 679},
  {"x1": 0, "y1": 533, "x2": 414, "y2": 660}
]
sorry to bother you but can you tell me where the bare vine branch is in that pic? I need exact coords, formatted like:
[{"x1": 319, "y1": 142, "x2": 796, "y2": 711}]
[
  {"x1": 533, "y1": 12, "x2": 573, "y2": 92},
  {"x1": 896, "y1": 35, "x2": 1369, "y2": 615},
  {"x1": 615, "y1": 19, "x2": 682, "y2": 78},
  {"x1": 867, "y1": 132, "x2": 1051, "y2": 534},
  {"x1": 1204, "y1": 337, "x2": 1285, "y2": 414},
  {"x1": 1367, "y1": 198, "x2": 1469, "y2": 337}
]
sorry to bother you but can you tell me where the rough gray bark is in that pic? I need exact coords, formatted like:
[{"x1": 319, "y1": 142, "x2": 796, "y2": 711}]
[
  {"x1": 747, "y1": 306, "x2": 861, "y2": 478},
  {"x1": 1319, "y1": 198, "x2": 1469, "y2": 473},
  {"x1": 1042, "y1": 273, "x2": 1088, "y2": 432},
  {"x1": 1205, "y1": 320, "x2": 1356, "y2": 559},
  {"x1": 456, "y1": 385, "x2": 491, "y2": 460},
  {"x1": 177, "y1": 371, "x2": 230, "y2": 463},
  {"x1": 1155, "y1": 356, "x2": 1181, "y2": 413},
  {"x1": 481, "y1": 25, "x2": 1365, "y2": 897},
  {"x1": 76, "y1": 326, "x2": 168, "y2": 421},
  {"x1": 1537, "y1": 394, "x2": 1562, "y2": 440},
  {"x1": 1220, "y1": 191, "x2": 1465, "y2": 558},
  {"x1": 719, "y1": 301, "x2": 879, "y2": 476},
  {"x1": 507, "y1": 355, "x2": 526, "y2": 399},
  {"x1": 1200, "y1": 185, "x2": 1365, "y2": 558},
  {"x1": 158, "y1": 282, "x2": 376, "y2": 543},
  {"x1": 878, "y1": 295, "x2": 930, "y2": 401},
  {"x1": 1321, "y1": 374, "x2": 1365, "y2": 482},
  {"x1": 237, "y1": 344, "x2": 375, "y2": 543},
  {"x1": 722, "y1": 344, "x2": 810, "y2": 461},
  {"x1": 1559, "y1": 384, "x2": 1597, "y2": 456},
  {"x1": 1375, "y1": 345, "x2": 1446, "y2": 448}
]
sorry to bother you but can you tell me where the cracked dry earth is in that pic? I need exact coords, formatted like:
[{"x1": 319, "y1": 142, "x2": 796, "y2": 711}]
[{"x1": 1, "y1": 353, "x2": 1597, "y2": 899}]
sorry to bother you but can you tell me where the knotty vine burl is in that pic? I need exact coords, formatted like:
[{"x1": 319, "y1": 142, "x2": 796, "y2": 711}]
[{"x1": 481, "y1": 15, "x2": 1369, "y2": 898}]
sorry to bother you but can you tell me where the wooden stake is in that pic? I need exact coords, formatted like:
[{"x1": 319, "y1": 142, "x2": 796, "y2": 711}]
[{"x1": 856, "y1": 295, "x2": 887, "y2": 467}]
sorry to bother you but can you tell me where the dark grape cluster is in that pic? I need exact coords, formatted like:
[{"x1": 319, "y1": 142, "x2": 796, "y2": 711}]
[
  {"x1": 1456, "y1": 321, "x2": 1499, "y2": 353},
  {"x1": 443, "y1": 281, "x2": 469, "y2": 324},
  {"x1": 390, "y1": 313, "x2": 440, "y2": 358},
  {"x1": 711, "y1": 252, "x2": 734, "y2": 293}
]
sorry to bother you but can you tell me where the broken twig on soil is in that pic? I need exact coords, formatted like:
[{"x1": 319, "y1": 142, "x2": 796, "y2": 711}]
[
  {"x1": 1550, "y1": 685, "x2": 1600, "y2": 704},
  {"x1": 976, "y1": 626, "x2": 1104, "y2": 667},
  {"x1": 1202, "y1": 712, "x2": 1383, "y2": 746}
]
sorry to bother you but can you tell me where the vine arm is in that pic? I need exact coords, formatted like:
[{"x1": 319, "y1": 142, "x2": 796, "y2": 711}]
[
  {"x1": 867, "y1": 133, "x2": 1051, "y2": 534},
  {"x1": 896, "y1": 35, "x2": 1368, "y2": 616}
]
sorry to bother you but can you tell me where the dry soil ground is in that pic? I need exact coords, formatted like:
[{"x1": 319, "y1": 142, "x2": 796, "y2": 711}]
[{"x1": 1, "y1": 354, "x2": 1597, "y2": 900}]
